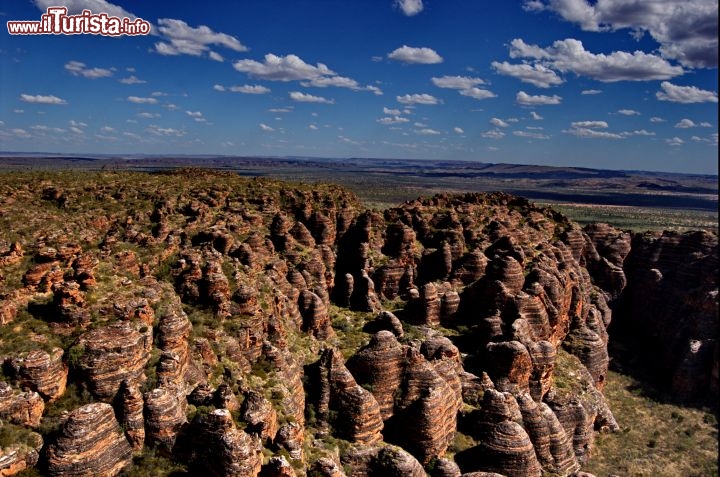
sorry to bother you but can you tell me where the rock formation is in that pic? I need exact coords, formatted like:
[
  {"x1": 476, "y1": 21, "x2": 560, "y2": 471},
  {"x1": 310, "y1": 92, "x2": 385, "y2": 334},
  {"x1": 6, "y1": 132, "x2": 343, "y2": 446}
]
[{"x1": 45, "y1": 403, "x2": 132, "y2": 477}]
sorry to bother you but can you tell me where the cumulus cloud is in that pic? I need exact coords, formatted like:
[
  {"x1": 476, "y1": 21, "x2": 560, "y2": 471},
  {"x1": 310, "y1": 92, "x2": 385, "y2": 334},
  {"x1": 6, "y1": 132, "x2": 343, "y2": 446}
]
[
  {"x1": 431, "y1": 76, "x2": 495, "y2": 100},
  {"x1": 530, "y1": 111, "x2": 543, "y2": 120},
  {"x1": 622, "y1": 129, "x2": 655, "y2": 136},
  {"x1": 675, "y1": 118, "x2": 712, "y2": 128},
  {"x1": 666, "y1": 137, "x2": 684, "y2": 146},
  {"x1": 64, "y1": 61, "x2": 113, "y2": 79},
  {"x1": 650, "y1": 116, "x2": 666, "y2": 123},
  {"x1": 431, "y1": 75, "x2": 485, "y2": 89},
  {"x1": 454, "y1": 127, "x2": 464, "y2": 134},
  {"x1": 656, "y1": 81, "x2": 718, "y2": 103},
  {"x1": 516, "y1": 91, "x2": 561, "y2": 105},
  {"x1": 618, "y1": 109, "x2": 640, "y2": 116},
  {"x1": 571, "y1": 120, "x2": 608, "y2": 129},
  {"x1": 459, "y1": 88, "x2": 497, "y2": 100},
  {"x1": 387, "y1": 45, "x2": 443, "y2": 64},
  {"x1": 215, "y1": 84, "x2": 271, "y2": 94},
  {"x1": 395, "y1": 0, "x2": 423, "y2": 16},
  {"x1": 521, "y1": 0, "x2": 718, "y2": 68},
  {"x1": 481, "y1": 129, "x2": 505, "y2": 139},
  {"x1": 581, "y1": 89, "x2": 602, "y2": 95},
  {"x1": 119, "y1": 75, "x2": 146, "y2": 84},
  {"x1": 377, "y1": 116, "x2": 410, "y2": 125},
  {"x1": 508, "y1": 38, "x2": 684, "y2": 82},
  {"x1": 513, "y1": 130, "x2": 550, "y2": 139},
  {"x1": 414, "y1": 128, "x2": 441, "y2": 135},
  {"x1": 565, "y1": 127, "x2": 623, "y2": 139},
  {"x1": 20, "y1": 94, "x2": 67, "y2": 105},
  {"x1": 491, "y1": 61, "x2": 563, "y2": 88},
  {"x1": 147, "y1": 125, "x2": 184, "y2": 137},
  {"x1": 128, "y1": 96, "x2": 158, "y2": 104},
  {"x1": 383, "y1": 107, "x2": 402, "y2": 115},
  {"x1": 234, "y1": 54, "x2": 333, "y2": 81},
  {"x1": 289, "y1": 91, "x2": 334, "y2": 104},
  {"x1": 396, "y1": 93, "x2": 441, "y2": 105},
  {"x1": 259, "y1": 123, "x2": 275, "y2": 132},
  {"x1": 490, "y1": 118, "x2": 510, "y2": 128},
  {"x1": 208, "y1": 51, "x2": 224, "y2": 62},
  {"x1": 154, "y1": 18, "x2": 248, "y2": 59}
]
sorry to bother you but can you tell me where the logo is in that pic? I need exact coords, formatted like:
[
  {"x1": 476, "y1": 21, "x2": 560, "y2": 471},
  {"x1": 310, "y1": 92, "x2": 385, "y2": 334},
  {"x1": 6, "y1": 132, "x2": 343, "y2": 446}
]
[{"x1": 7, "y1": 7, "x2": 151, "y2": 36}]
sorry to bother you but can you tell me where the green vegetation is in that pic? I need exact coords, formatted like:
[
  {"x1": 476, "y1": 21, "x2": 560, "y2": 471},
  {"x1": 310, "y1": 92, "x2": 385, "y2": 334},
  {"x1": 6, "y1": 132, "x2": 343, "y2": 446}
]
[
  {"x1": 586, "y1": 370, "x2": 718, "y2": 477},
  {"x1": 119, "y1": 448, "x2": 188, "y2": 476}
]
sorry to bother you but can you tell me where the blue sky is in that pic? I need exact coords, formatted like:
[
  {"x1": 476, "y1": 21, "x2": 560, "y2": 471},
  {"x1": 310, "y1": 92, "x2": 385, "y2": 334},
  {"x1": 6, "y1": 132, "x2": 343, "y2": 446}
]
[{"x1": 1, "y1": 0, "x2": 717, "y2": 174}]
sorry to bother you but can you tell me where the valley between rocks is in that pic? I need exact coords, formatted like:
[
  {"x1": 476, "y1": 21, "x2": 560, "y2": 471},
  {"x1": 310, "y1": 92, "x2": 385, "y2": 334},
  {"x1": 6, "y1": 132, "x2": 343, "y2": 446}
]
[{"x1": 0, "y1": 170, "x2": 716, "y2": 477}]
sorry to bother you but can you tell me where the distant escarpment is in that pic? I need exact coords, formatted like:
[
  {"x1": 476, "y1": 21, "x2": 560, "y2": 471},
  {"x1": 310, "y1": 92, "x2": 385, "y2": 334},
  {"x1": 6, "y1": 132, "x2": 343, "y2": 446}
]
[
  {"x1": 584, "y1": 224, "x2": 718, "y2": 404},
  {"x1": 0, "y1": 169, "x2": 709, "y2": 476}
]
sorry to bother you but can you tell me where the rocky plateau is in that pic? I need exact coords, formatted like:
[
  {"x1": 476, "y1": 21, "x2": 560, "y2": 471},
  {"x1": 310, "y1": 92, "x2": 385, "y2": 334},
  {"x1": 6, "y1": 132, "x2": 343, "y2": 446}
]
[{"x1": 0, "y1": 170, "x2": 715, "y2": 476}]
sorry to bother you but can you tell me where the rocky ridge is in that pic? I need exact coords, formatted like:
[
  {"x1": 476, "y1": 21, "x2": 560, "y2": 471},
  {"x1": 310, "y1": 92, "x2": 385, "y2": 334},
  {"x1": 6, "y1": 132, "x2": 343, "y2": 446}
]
[{"x1": 0, "y1": 170, "x2": 714, "y2": 476}]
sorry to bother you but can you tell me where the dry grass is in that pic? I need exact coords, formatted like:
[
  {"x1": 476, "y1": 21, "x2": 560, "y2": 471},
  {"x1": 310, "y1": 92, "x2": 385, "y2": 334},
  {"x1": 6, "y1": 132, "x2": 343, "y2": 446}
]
[{"x1": 585, "y1": 370, "x2": 718, "y2": 477}]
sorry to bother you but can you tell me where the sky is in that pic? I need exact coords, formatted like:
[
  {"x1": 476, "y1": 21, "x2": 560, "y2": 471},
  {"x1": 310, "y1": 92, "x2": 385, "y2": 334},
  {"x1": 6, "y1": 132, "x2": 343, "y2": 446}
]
[{"x1": 0, "y1": 0, "x2": 718, "y2": 174}]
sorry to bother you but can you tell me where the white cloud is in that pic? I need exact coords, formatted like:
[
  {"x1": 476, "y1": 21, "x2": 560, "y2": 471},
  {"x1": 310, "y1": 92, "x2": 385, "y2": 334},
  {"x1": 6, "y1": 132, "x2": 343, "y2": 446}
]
[
  {"x1": 259, "y1": 123, "x2": 275, "y2": 132},
  {"x1": 269, "y1": 107, "x2": 293, "y2": 113},
  {"x1": 618, "y1": 109, "x2": 640, "y2": 116},
  {"x1": 377, "y1": 116, "x2": 410, "y2": 125},
  {"x1": 675, "y1": 118, "x2": 696, "y2": 128},
  {"x1": 650, "y1": 116, "x2": 666, "y2": 123},
  {"x1": 571, "y1": 120, "x2": 608, "y2": 129},
  {"x1": 147, "y1": 125, "x2": 184, "y2": 137},
  {"x1": 431, "y1": 75, "x2": 485, "y2": 89},
  {"x1": 128, "y1": 96, "x2": 158, "y2": 104},
  {"x1": 10, "y1": 128, "x2": 31, "y2": 138},
  {"x1": 383, "y1": 107, "x2": 402, "y2": 115},
  {"x1": 454, "y1": 127, "x2": 464, "y2": 134},
  {"x1": 208, "y1": 51, "x2": 224, "y2": 62},
  {"x1": 513, "y1": 130, "x2": 550, "y2": 139},
  {"x1": 622, "y1": 129, "x2": 655, "y2": 137},
  {"x1": 308, "y1": 124, "x2": 318, "y2": 130},
  {"x1": 289, "y1": 91, "x2": 334, "y2": 104},
  {"x1": 656, "y1": 81, "x2": 718, "y2": 103},
  {"x1": 522, "y1": 0, "x2": 718, "y2": 68},
  {"x1": 301, "y1": 75, "x2": 380, "y2": 94},
  {"x1": 581, "y1": 89, "x2": 602, "y2": 95},
  {"x1": 20, "y1": 94, "x2": 67, "y2": 105},
  {"x1": 151, "y1": 91, "x2": 168, "y2": 97},
  {"x1": 387, "y1": 45, "x2": 443, "y2": 64},
  {"x1": 516, "y1": 91, "x2": 562, "y2": 105},
  {"x1": 509, "y1": 38, "x2": 684, "y2": 82},
  {"x1": 459, "y1": 88, "x2": 497, "y2": 100},
  {"x1": 481, "y1": 129, "x2": 505, "y2": 139},
  {"x1": 218, "y1": 84, "x2": 271, "y2": 94},
  {"x1": 154, "y1": 18, "x2": 248, "y2": 59},
  {"x1": 64, "y1": 60, "x2": 113, "y2": 79},
  {"x1": 491, "y1": 61, "x2": 563, "y2": 88},
  {"x1": 186, "y1": 111, "x2": 203, "y2": 118},
  {"x1": 565, "y1": 127, "x2": 623, "y2": 139},
  {"x1": 119, "y1": 75, "x2": 146, "y2": 84},
  {"x1": 137, "y1": 112, "x2": 160, "y2": 119},
  {"x1": 415, "y1": 128, "x2": 441, "y2": 135},
  {"x1": 100, "y1": 126, "x2": 115, "y2": 133},
  {"x1": 164, "y1": 103, "x2": 179, "y2": 111},
  {"x1": 234, "y1": 54, "x2": 334, "y2": 81},
  {"x1": 396, "y1": 93, "x2": 440, "y2": 105},
  {"x1": 666, "y1": 137, "x2": 684, "y2": 146},
  {"x1": 395, "y1": 0, "x2": 423, "y2": 16},
  {"x1": 490, "y1": 118, "x2": 510, "y2": 128},
  {"x1": 530, "y1": 111, "x2": 543, "y2": 120},
  {"x1": 674, "y1": 118, "x2": 712, "y2": 129},
  {"x1": 31, "y1": 125, "x2": 65, "y2": 133}
]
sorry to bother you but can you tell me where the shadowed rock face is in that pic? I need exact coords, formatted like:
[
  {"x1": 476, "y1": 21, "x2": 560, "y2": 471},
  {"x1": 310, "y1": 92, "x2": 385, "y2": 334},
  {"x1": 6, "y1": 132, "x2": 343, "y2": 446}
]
[
  {"x1": 45, "y1": 403, "x2": 132, "y2": 477},
  {"x1": 3, "y1": 171, "x2": 708, "y2": 477},
  {"x1": 585, "y1": 226, "x2": 719, "y2": 403}
]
